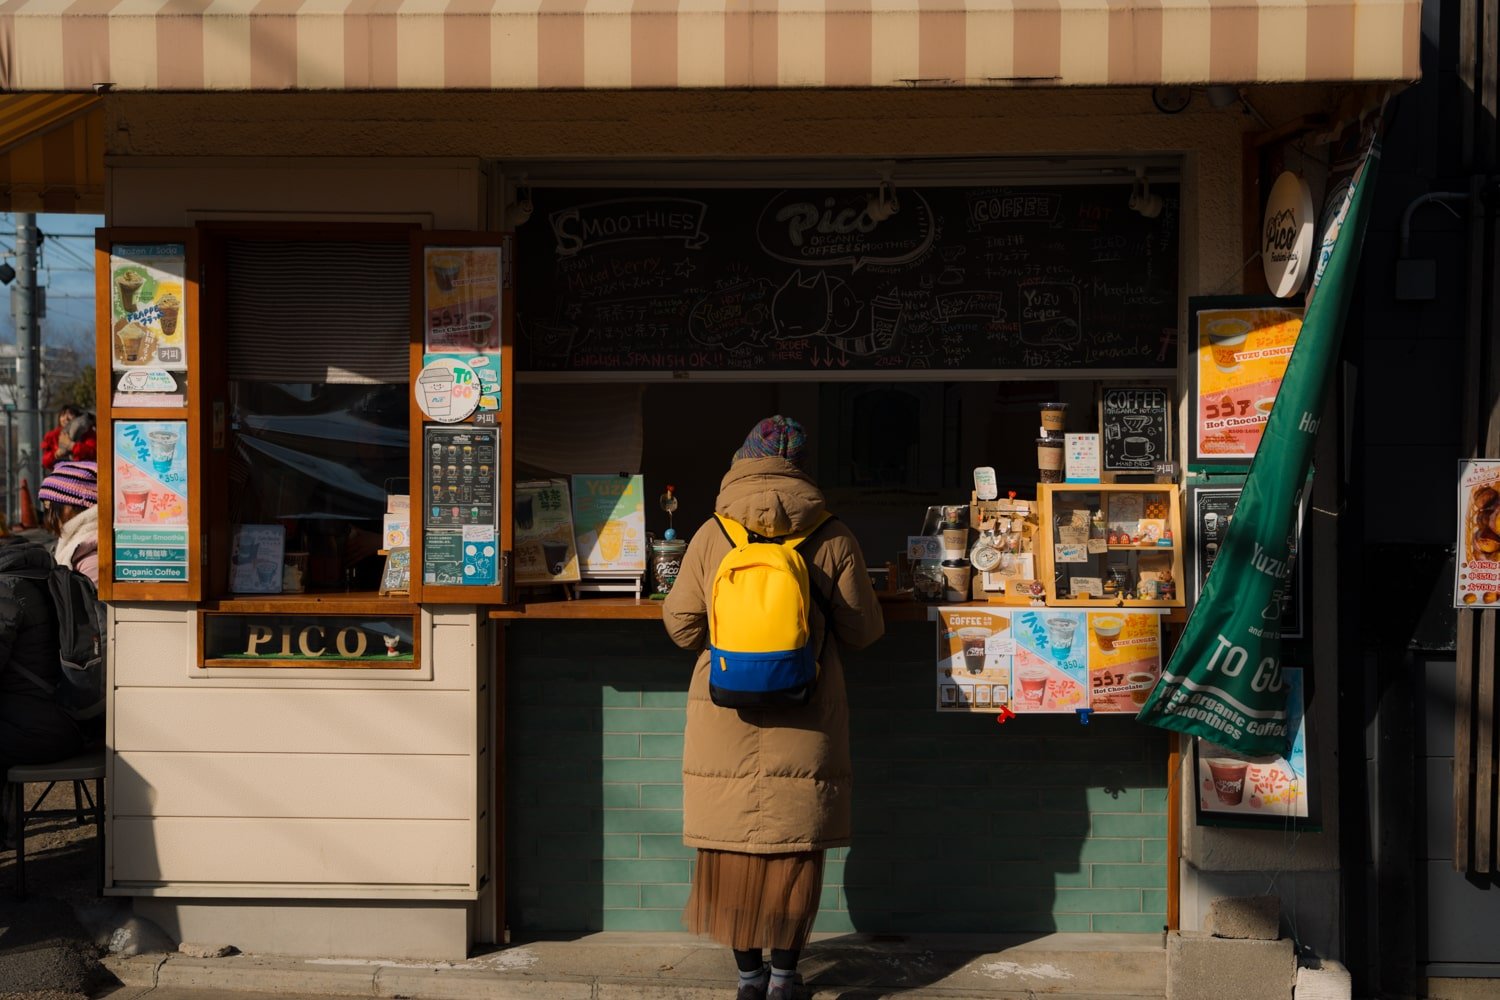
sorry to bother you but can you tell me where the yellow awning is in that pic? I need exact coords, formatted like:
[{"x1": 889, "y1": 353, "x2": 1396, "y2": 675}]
[
  {"x1": 0, "y1": 94, "x2": 103, "y2": 212},
  {"x1": 0, "y1": 0, "x2": 1418, "y2": 92}
]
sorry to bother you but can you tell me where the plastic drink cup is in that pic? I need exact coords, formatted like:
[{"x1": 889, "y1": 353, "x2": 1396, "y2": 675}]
[
  {"x1": 120, "y1": 479, "x2": 152, "y2": 520},
  {"x1": 116, "y1": 270, "x2": 145, "y2": 312},
  {"x1": 541, "y1": 541, "x2": 569, "y2": 575},
  {"x1": 1040, "y1": 402, "x2": 1068, "y2": 433},
  {"x1": 1019, "y1": 667, "x2": 1048, "y2": 706},
  {"x1": 1047, "y1": 617, "x2": 1077, "y2": 658},
  {"x1": 1036, "y1": 437, "x2": 1065, "y2": 484},
  {"x1": 1207, "y1": 319, "x2": 1251, "y2": 372},
  {"x1": 147, "y1": 428, "x2": 178, "y2": 475},
  {"x1": 956, "y1": 626, "x2": 990, "y2": 672},
  {"x1": 1207, "y1": 758, "x2": 1250, "y2": 805},
  {"x1": 1093, "y1": 615, "x2": 1124, "y2": 650}
]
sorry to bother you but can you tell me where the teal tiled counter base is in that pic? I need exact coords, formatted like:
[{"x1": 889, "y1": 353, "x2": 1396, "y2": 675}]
[{"x1": 506, "y1": 621, "x2": 1169, "y2": 935}]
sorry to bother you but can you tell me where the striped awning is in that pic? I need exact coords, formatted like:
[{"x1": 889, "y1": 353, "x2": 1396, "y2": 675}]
[
  {"x1": 0, "y1": 93, "x2": 103, "y2": 211},
  {"x1": 0, "y1": 0, "x2": 1419, "y2": 92}
]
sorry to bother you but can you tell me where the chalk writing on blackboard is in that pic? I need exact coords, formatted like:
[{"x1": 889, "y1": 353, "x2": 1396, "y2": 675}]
[
  {"x1": 1101, "y1": 387, "x2": 1171, "y2": 471},
  {"x1": 518, "y1": 185, "x2": 1180, "y2": 373}
]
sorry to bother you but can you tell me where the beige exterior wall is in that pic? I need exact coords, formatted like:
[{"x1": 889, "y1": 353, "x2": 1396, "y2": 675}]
[
  {"x1": 102, "y1": 84, "x2": 1353, "y2": 952},
  {"x1": 107, "y1": 604, "x2": 489, "y2": 899}
]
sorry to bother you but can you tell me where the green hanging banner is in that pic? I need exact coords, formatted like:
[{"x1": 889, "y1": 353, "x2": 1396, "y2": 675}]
[{"x1": 1137, "y1": 134, "x2": 1381, "y2": 756}]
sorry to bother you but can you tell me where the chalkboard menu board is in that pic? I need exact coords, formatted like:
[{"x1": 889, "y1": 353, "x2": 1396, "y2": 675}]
[
  {"x1": 516, "y1": 185, "x2": 1180, "y2": 373},
  {"x1": 1101, "y1": 387, "x2": 1171, "y2": 471}
]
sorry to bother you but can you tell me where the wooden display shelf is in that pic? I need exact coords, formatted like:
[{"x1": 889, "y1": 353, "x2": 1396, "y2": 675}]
[{"x1": 1037, "y1": 483, "x2": 1186, "y2": 609}]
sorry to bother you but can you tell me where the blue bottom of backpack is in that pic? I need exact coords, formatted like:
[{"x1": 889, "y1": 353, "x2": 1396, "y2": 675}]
[{"x1": 708, "y1": 643, "x2": 817, "y2": 708}]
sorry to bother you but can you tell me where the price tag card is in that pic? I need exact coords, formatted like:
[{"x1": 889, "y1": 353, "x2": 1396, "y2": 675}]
[
  {"x1": 1070, "y1": 577, "x2": 1104, "y2": 597},
  {"x1": 1065, "y1": 433, "x2": 1102, "y2": 483},
  {"x1": 1086, "y1": 538, "x2": 1109, "y2": 554},
  {"x1": 1055, "y1": 543, "x2": 1089, "y2": 564},
  {"x1": 986, "y1": 632, "x2": 1015, "y2": 657}
]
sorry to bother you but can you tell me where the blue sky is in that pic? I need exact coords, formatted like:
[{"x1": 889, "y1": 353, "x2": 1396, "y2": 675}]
[{"x1": 1, "y1": 212, "x2": 104, "y2": 355}]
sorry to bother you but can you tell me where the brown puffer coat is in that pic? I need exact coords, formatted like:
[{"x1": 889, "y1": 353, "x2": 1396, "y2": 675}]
[{"x1": 663, "y1": 457, "x2": 885, "y2": 853}]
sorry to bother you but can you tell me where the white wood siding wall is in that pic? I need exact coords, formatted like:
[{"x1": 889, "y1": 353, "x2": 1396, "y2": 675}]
[{"x1": 106, "y1": 605, "x2": 487, "y2": 897}]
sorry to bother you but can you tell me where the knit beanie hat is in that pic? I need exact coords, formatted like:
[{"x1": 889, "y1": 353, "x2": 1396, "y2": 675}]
[
  {"x1": 40, "y1": 460, "x2": 99, "y2": 509},
  {"x1": 733, "y1": 415, "x2": 807, "y2": 468}
]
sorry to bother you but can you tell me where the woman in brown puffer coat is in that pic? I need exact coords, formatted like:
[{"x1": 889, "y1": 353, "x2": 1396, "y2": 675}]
[{"x1": 663, "y1": 416, "x2": 885, "y2": 1000}]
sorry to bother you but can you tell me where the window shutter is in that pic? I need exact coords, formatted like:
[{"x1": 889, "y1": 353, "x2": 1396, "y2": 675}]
[{"x1": 227, "y1": 240, "x2": 409, "y2": 384}]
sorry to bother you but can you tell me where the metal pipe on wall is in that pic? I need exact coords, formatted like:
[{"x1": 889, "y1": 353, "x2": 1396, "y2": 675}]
[{"x1": 13, "y1": 214, "x2": 41, "y2": 507}]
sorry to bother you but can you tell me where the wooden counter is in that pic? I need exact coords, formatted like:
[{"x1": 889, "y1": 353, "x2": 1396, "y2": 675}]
[{"x1": 487, "y1": 596, "x2": 1177, "y2": 624}]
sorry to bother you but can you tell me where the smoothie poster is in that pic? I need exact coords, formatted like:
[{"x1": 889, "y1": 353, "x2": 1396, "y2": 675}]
[
  {"x1": 514, "y1": 478, "x2": 580, "y2": 584},
  {"x1": 1190, "y1": 301, "x2": 1303, "y2": 464},
  {"x1": 936, "y1": 607, "x2": 1014, "y2": 713},
  {"x1": 424, "y1": 246, "x2": 503, "y2": 356},
  {"x1": 571, "y1": 474, "x2": 646, "y2": 577},
  {"x1": 110, "y1": 243, "x2": 188, "y2": 407},
  {"x1": 1455, "y1": 459, "x2": 1500, "y2": 607},
  {"x1": 112, "y1": 420, "x2": 189, "y2": 582},
  {"x1": 1010, "y1": 609, "x2": 1088, "y2": 713},
  {"x1": 1195, "y1": 668, "x2": 1310, "y2": 824},
  {"x1": 1085, "y1": 611, "x2": 1162, "y2": 713}
]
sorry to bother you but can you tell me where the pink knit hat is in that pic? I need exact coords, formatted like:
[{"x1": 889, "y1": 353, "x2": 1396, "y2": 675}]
[{"x1": 39, "y1": 460, "x2": 99, "y2": 509}]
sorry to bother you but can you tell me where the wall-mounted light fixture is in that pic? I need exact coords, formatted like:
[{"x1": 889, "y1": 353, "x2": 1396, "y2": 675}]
[
  {"x1": 504, "y1": 176, "x2": 533, "y2": 228},
  {"x1": 867, "y1": 167, "x2": 899, "y2": 223},
  {"x1": 1129, "y1": 169, "x2": 1163, "y2": 219}
]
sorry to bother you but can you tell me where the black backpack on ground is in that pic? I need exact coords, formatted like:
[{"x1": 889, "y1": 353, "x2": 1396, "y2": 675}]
[{"x1": 11, "y1": 564, "x2": 106, "y2": 722}]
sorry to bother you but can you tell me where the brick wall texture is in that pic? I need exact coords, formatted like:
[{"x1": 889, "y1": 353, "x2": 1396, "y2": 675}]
[{"x1": 507, "y1": 621, "x2": 1169, "y2": 935}]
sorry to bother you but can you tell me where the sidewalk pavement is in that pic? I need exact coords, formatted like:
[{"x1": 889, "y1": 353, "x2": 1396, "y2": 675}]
[{"x1": 103, "y1": 931, "x2": 1166, "y2": 1000}]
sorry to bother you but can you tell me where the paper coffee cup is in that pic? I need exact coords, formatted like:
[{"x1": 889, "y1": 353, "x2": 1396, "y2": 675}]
[
  {"x1": 1207, "y1": 319, "x2": 1251, "y2": 372},
  {"x1": 942, "y1": 560, "x2": 973, "y2": 603},
  {"x1": 1128, "y1": 672, "x2": 1156, "y2": 705},
  {"x1": 1207, "y1": 757, "x2": 1249, "y2": 805},
  {"x1": 940, "y1": 523, "x2": 969, "y2": 560}
]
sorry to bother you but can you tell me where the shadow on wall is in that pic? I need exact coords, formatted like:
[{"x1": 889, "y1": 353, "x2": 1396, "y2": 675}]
[{"x1": 505, "y1": 619, "x2": 1169, "y2": 987}]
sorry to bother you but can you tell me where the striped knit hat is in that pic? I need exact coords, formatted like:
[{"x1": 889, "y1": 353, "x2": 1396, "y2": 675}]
[
  {"x1": 733, "y1": 415, "x2": 807, "y2": 468},
  {"x1": 40, "y1": 460, "x2": 99, "y2": 509}
]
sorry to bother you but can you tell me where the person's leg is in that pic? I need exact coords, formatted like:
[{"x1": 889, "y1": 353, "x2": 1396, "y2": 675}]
[{"x1": 733, "y1": 948, "x2": 768, "y2": 996}]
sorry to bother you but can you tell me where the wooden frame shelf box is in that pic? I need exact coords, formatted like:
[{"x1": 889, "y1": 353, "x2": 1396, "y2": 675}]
[
  {"x1": 1038, "y1": 482, "x2": 1186, "y2": 609},
  {"x1": 409, "y1": 231, "x2": 515, "y2": 607},
  {"x1": 95, "y1": 228, "x2": 203, "y2": 603}
]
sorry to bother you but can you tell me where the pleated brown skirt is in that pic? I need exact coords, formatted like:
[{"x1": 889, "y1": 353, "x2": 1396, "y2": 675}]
[{"x1": 682, "y1": 849, "x2": 826, "y2": 951}]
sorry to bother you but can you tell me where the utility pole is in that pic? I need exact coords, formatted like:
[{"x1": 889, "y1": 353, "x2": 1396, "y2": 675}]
[{"x1": 15, "y1": 213, "x2": 42, "y2": 508}]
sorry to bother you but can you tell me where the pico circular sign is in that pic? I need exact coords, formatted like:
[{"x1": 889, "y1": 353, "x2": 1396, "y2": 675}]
[
  {"x1": 1261, "y1": 172, "x2": 1315, "y2": 299},
  {"x1": 416, "y1": 357, "x2": 481, "y2": 423}
]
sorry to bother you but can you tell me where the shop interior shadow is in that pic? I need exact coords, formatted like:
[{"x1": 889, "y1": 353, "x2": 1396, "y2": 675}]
[{"x1": 505, "y1": 620, "x2": 1161, "y2": 991}]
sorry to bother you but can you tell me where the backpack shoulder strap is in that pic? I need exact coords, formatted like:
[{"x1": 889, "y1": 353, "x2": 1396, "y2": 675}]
[
  {"x1": 713, "y1": 514, "x2": 750, "y2": 548},
  {"x1": 785, "y1": 511, "x2": 835, "y2": 551}
]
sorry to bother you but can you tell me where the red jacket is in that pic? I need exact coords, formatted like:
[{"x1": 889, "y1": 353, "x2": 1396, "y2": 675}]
[{"x1": 42, "y1": 425, "x2": 97, "y2": 472}]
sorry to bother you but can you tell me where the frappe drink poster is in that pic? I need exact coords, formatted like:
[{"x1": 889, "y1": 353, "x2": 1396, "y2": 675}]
[
  {"x1": 1196, "y1": 668, "x2": 1308, "y2": 821},
  {"x1": 113, "y1": 420, "x2": 189, "y2": 582},
  {"x1": 110, "y1": 244, "x2": 188, "y2": 373},
  {"x1": 1195, "y1": 306, "x2": 1302, "y2": 460},
  {"x1": 936, "y1": 607, "x2": 1014, "y2": 713},
  {"x1": 424, "y1": 247, "x2": 502, "y2": 355}
]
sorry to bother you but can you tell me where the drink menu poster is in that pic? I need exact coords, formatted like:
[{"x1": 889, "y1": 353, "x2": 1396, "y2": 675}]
[
  {"x1": 1195, "y1": 668, "x2": 1310, "y2": 825},
  {"x1": 423, "y1": 426, "x2": 499, "y2": 587},
  {"x1": 424, "y1": 246, "x2": 503, "y2": 355},
  {"x1": 934, "y1": 607, "x2": 1161, "y2": 714},
  {"x1": 110, "y1": 243, "x2": 188, "y2": 407},
  {"x1": 112, "y1": 420, "x2": 189, "y2": 582},
  {"x1": 514, "y1": 478, "x2": 580, "y2": 584},
  {"x1": 571, "y1": 474, "x2": 646, "y2": 577},
  {"x1": 1189, "y1": 298, "x2": 1303, "y2": 465}
]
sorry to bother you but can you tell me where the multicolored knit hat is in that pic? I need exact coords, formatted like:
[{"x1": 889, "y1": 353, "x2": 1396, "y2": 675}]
[
  {"x1": 733, "y1": 415, "x2": 807, "y2": 468},
  {"x1": 40, "y1": 460, "x2": 98, "y2": 509}
]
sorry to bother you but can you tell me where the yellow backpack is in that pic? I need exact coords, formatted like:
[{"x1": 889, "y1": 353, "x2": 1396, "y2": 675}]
[{"x1": 708, "y1": 512, "x2": 834, "y2": 708}]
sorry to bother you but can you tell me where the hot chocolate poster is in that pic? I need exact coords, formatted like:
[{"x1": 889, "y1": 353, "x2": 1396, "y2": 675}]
[
  {"x1": 424, "y1": 247, "x2": 502, "y2": 354},
  {"x1": 1192, "y1": 303, "x2": 1303, "y2": 462},
  {"x1": 110, "y1": 244, "x2": 188, "y2": 374}
]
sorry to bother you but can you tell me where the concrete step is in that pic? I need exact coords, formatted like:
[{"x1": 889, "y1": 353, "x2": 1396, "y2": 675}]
[{"x1": 105, "y1": 931, "x2": 1167, "y2": 1000}]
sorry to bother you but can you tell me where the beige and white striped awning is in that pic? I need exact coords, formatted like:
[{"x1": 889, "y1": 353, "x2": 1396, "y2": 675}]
[{"x1": 0, "y1": 0, "x2": 1420, "y2": 91}]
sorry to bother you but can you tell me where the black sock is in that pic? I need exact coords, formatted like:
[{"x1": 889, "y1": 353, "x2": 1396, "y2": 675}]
[
  {"x1": 733, "y1": 948, "x2": 766, "y2": 974},
  {"x1": 770, "y1": 948, "x2": 799, "y2": 971}
]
